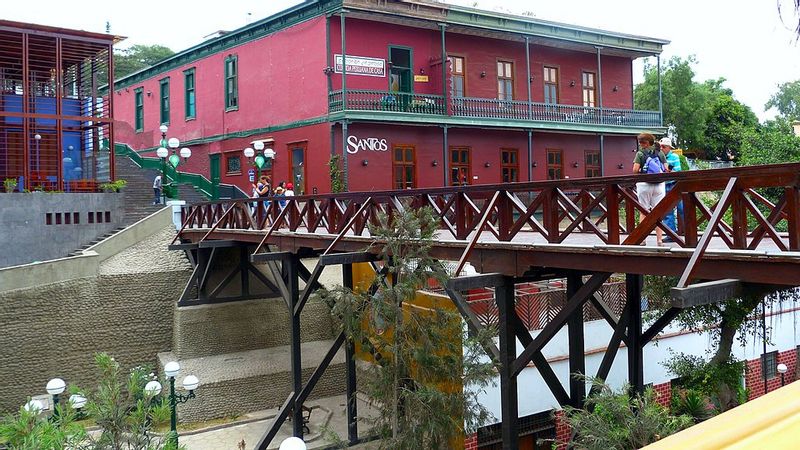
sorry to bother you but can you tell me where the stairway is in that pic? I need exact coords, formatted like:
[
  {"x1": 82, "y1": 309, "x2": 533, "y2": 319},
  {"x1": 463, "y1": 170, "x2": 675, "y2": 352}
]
[
  {"x1": 115, "y1": 155, "x2": 208, "y2": 224},
  {"x1": 67, "y1": 227, "x2": 125, "y2": 256},
  {"x1": 116, "y1": 156, "x2": 163, "y2": 223}
]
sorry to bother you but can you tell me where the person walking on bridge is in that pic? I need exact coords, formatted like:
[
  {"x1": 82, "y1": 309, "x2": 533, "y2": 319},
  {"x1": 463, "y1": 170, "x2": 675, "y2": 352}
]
[
  {"x1": 632, "y1": 133, "x2": 669, "y2": 246},
  {"x1": 659, "y1": 137, "x2": 682, "y2": 241}
]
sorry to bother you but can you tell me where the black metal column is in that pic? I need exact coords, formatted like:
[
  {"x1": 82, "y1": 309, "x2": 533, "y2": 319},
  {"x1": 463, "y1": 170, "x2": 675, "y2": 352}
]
[
  {"x1": 343, "y1": 263, "x2": 359, "y2": 443},
  {"x1": 240, "y1": 246, "x2": 250, "y2": 297},
  {"x1": 496, "y1": 277, "x2": 519, "y2": 450},
  {"x1": 626, "y1": 273, "x2": 644, "y2": 395},
  {"x1": 566, "y1": 272, "x2": 586, "y2": 407},
  {"x1": 287, "y1": 254, "x2": 303, "y2": 436}
]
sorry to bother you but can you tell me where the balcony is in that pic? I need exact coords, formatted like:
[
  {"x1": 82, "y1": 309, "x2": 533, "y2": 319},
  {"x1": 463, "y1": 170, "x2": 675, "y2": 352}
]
[{"x1": 328, "y1": 89, "x2": 661, "y2": 129}]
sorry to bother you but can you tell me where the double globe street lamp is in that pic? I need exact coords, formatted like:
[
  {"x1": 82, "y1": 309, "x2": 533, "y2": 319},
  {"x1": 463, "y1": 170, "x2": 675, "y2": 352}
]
[
  {"x1": 23, "y1": 378, "x2": 87, "y2": 420},
  {"x1": 144, "y1": 361, "x2": 200, "y2": 446},
  {"x1": 156, "y1": 125, "x2": 191, "y2": 202},
  {"x1": 243, "y1": 141, "x2": 276, "y2": 183}
]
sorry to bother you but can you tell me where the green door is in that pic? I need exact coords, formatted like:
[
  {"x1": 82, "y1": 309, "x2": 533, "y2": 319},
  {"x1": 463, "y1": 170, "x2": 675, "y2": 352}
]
[{"x1": 210, "y1": 154, "x2": 221, "y2": 199}]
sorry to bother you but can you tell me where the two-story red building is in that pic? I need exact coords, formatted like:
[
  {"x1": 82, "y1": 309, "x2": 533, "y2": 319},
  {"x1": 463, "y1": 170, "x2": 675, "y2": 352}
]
[{"x1": 113, "y1": 0, "x2": 668, "y2": 196}]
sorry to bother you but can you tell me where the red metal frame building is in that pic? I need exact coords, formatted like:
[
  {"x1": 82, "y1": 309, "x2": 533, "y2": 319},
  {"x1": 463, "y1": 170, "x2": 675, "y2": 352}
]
[
  {"x1": 113, "y1": 0, "x2": 667, "y2": 195},
  {"x1": 0, "y1": 20, "x2": 119, "y2": 192}
]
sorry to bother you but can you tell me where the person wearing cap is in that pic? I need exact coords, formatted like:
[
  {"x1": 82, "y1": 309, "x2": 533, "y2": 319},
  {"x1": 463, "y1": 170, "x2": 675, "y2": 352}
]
[
  {"x1": 659, "y1": 137, "x2": 682, "y2": 240},
  {"x1": 285, "y1": 182, "x2": 295, "y2": 197},
  {"x1": 633, "y1": 132, "x2": 669, "y2": 246}
]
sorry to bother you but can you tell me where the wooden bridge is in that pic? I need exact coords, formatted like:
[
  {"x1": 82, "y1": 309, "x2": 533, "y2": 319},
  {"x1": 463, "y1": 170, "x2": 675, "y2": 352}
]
[{"x1": 171, "y1": 163, "x2": 800, "y2": 450}]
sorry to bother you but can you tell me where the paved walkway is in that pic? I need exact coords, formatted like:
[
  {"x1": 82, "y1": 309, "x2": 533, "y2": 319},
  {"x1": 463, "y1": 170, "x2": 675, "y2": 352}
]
[{"x1": 180, "y1": 395, "x2": 378, "y2": 450}]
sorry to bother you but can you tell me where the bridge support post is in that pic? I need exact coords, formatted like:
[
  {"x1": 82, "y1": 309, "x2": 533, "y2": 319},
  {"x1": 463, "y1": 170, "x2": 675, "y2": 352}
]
[
  {"x1": 566, "y1": 272, "x2": 586, "y2": 407},
  {"x1": 343, "y1": 263, "x2": 359, "y2": 444},
  {"x1": 287, "y1": 254, "x2": 304, "y2": 436},
  {"x1": 496, "y1": 276, "x2": 519, "y2": 450},
  {"x1": 626, "y1": 273, "x2": 644, "y2": 396}
]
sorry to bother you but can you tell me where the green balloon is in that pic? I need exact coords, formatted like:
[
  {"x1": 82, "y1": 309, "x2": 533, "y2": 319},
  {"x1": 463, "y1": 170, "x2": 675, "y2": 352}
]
[
  {"x1": 169, "y1": 154, "x2": 180, "y2": 168},
  {"x1": 254, "y1": 155, "x2": 265, "y2": 169}
]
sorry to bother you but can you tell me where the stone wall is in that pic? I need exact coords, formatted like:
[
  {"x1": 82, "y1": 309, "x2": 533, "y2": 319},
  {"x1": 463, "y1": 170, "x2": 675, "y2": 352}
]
[
  {"x1": 173, "y1": 298, "x2": 336, "y2": 359},
  {"x1": 0, "y1": 193, "x2": 124, "y2": 267},
  {"x1": 0, "y1": 226, "x2": 190, "y2": 414}
]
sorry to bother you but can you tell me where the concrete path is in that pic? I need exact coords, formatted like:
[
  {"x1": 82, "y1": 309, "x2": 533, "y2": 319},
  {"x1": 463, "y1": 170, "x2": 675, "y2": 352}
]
[{"x1": 180, "y1": 395, "x2": 378, "y2": 450}]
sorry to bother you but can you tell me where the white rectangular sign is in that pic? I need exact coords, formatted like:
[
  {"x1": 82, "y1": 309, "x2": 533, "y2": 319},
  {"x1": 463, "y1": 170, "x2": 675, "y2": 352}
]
[{"x1": 334, "y1": 54, "x2": 386, "y2": 77}]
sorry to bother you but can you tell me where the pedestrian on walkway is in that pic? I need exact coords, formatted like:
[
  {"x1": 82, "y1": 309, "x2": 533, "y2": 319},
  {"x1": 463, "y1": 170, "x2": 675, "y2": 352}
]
[
  {"x1": 153, "y1": 174, "x2": 162, "y2": 205},
  {"x1": 659, "y1": 137, "x2": 683, "y2": 241}
]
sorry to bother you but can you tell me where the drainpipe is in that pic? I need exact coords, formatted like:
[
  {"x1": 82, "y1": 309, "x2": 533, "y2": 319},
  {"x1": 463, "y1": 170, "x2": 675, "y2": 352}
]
[
  {"x1": 442, "y1": 125, "x2": 449, "y2": 186},
  {"x1": 340, "y1": 11, "x2": 348, "y2": 111},
  {"x1": 527, "y1": 130, "x2": 533, "y2": 181},
  {"x1": 599, "y1": 134, "x2": 605, "y2": 176},
  {"x1": 440, "y1": 23, "x2": 448, "y2": 115},
  {"x1": 657, "y1": 54, "x2": 663, "y2": 125},
  {"x1": 525, "y1": 36, "x2": 532, "y2": 120},
  {"x1": 596, "y1": 46, "x2": 603, "y2": 113},
  {"x1": 342, "y1": 121, "x2": 349, "y2": 191}
]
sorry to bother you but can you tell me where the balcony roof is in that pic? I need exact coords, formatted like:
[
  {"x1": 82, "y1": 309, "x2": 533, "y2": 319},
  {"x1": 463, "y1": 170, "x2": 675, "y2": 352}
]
[{"x1": 114, "y1": 0, "x2": 668, "y2": 90}]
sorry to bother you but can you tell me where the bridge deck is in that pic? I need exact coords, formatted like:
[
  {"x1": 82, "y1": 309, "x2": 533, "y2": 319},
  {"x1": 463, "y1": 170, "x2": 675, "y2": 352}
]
[{"x1": 177, "y1": 163, "x2": 800, "y2": 287}]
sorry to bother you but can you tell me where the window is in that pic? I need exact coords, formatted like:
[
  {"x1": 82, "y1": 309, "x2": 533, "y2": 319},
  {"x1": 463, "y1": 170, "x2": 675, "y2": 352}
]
[
  {"x1": 159, "y1": 77, "x2": 170, "y2": 125},
  {"x1": 543, "y1": 66, "x2": 559, "y2": 105},
  {"x1": 448, "y1": 55, "x2": 465, "y2": 97},
  {"x1": 501, "y1": 148, "x2": 519, "y2": 183},
  {"x1": 762, "y1": 351, "x2": 778, "y2": 379},
  {"x1": 134, "y1": 88, "x2": 144, "y2": 132},
  {"x1": 585, "y1": 150, "x2": 601, "y2": 178},
  {"x1": 450, "y1": 147, "x2": 471, "y2": 186},
  {"x1": 393, "y1": 145, "x2": 416, "y2": 189},
  {"x1": 225, "y1": 55, "x2": 238, "y2": 110},
  {"x1": 497, "y1": 60, "x2": 513, "y2": 101},
  {"x1": 582, "y1": 71, "x2": 596, "y2": 107},
  {"x1": 226, "y1": 155, "x2": 241, "y2": 174},
  {"x1": 546, "y1": 149, "x2": 563, "y2": 180},
  {"x1": 184, "y1": 68, "x2": 196, "y2": 119}
]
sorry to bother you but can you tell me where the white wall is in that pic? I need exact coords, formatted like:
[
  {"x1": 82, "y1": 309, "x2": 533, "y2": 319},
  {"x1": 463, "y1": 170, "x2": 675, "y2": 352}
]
[{"x1": 470, "y1": 306, "x2": 800, "y2": 421}]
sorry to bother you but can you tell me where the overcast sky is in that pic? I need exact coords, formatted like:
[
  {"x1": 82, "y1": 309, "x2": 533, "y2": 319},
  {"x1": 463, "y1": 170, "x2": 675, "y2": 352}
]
[{"x1": 7, "y1": 0, "x2": 798, "y2": 121}]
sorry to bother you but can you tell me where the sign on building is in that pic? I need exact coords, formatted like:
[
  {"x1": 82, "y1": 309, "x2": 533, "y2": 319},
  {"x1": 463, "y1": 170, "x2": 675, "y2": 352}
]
[{"x1": 334, "y1": 54, "x2": 386, "y2": 77}]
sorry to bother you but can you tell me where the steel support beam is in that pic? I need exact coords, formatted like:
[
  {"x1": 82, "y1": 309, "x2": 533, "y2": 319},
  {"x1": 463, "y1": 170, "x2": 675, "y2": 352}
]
[
  {"x1": 566, "y1": 272, "x2": 586, "y2": 407},
  {"x1": 343, "y1": 263, "x2": 359, "y2": 444},
  {"x1": 626, "y1": 273, "x2": 644, "y2": 396},
  {"x1": 496, "y1": 277, "x2": 519, "y2": 450},
  {"x1": 287, "y1": 254, "x2": 303, "y2": 436}
]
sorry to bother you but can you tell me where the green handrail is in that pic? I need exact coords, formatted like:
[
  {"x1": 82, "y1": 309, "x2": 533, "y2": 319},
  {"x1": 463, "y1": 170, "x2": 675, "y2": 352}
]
[{"x1": 115, "y1": 143, "x2": 216, "y2": 199}]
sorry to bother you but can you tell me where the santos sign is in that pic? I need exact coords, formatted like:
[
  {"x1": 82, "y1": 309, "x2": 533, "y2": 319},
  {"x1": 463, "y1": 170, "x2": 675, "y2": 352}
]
[
  {"x1": 334, "y1": 54, "x2": 386, "y2": 77},
  {"x1": 347, "y1": 135, "x2": 388, "y2": 154}
]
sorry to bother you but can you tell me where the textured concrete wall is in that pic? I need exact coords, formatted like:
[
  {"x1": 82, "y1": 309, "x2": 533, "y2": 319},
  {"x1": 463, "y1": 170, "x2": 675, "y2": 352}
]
[
  {"x1": 0, "y1": 227, "x2": 191, "y2": 414},
  {"x1": 173, "y1": 298, "x2": 336, "y2": 359},
  {"x1": 0, "y1": 193, "x2": 124, "y2": 267}
]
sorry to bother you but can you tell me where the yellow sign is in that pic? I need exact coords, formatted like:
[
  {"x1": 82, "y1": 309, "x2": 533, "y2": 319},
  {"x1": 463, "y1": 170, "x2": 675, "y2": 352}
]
[{"x1": 414, "y1": 75, "x2": 429, "y2": 82}]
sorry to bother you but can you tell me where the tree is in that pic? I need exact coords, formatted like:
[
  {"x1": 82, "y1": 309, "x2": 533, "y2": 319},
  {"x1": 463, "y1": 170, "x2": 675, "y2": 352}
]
[
  {"x1": 561, "y1": 380, "x2": 692, "y2": 450},
  {"x1": 321, "y1": 206, "x2": 495, "y2": 449},
  {"x1": 114, "y1": 45, "x2": 175, "y2": 79},
  {"x1": 703, "y1": 93, "x2": 759, "y2": 160},
  {"x1": 739, "y1": 117, "x2": 800, "y2": 167},
  {"x1": 765, "y1": 80, "x2": 800, "y2": 120},
  {"x1": 635, "y1": 56, "x2": 719, "y2": 152}
]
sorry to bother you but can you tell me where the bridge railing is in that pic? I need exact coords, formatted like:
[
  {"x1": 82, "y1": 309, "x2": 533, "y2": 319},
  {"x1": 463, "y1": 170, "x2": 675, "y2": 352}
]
[{"x1": 177, "y1": 163, "x2": 800, "y2": 255}]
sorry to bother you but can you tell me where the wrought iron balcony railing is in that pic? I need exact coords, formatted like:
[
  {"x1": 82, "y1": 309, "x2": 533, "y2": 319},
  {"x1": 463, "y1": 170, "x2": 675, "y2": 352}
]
[{"x1": 329, "y1": 89, "x2": 661, "y2": 127}]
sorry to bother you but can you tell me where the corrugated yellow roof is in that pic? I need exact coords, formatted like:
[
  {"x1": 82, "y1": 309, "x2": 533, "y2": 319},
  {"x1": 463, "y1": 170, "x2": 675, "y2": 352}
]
[{"x1": 643, "y1": 380, "x2": 800, "y2": 449}]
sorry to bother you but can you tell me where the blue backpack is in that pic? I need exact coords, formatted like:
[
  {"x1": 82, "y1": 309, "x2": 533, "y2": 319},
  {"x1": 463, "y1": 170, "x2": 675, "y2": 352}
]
[{"x1": 642, "y1": 151, "x2": 665, "y2": 174}]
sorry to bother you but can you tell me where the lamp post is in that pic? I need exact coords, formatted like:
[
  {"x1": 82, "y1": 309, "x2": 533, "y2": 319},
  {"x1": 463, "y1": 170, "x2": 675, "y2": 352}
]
[
  {"x1": 778, "y1": 363, "x2": 788, "y2": 386},
  {"x1": 280, "y1": 436, "x2": 307, "y2": 450},
  {"x1": 34, "y1": 133, "x2": 41, "y2": 175},
  {"x1": 149, "y1": 361, "x2": 199, "y2": 446},
  {"x1": 46, "y1": 377, "x2": 66, "y2": 420},
  {"x1": 156, "y1": 125, "x2": 191, "y2": 201}
]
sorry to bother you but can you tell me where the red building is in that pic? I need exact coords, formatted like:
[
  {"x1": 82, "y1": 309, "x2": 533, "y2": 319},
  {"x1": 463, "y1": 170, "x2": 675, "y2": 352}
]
[
  {"x1": 0, "y1": 20, "x2": 119, "y2": 192},
  {"x1": 113, "y1": 0, "x2": 667, "y2": 196}
]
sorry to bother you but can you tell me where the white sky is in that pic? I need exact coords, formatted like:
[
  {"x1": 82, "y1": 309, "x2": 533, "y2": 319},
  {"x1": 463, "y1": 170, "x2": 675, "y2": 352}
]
[{"x1": 7, "y1": 0, "x2": 799, "y2": 121}]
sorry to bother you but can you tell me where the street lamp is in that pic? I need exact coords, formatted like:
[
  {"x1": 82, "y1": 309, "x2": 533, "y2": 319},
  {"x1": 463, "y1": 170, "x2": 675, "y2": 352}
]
[
  {"x1": 150, "y1": 361, "x2": 199, "y2": 447},
  {"x1": 156, "y1": 125, "x2": 191, "y2": 201},
  {"x1": 46, "y1": 377, "x2": 66, "y2": 420},
  {"x1": 280, "y1": 436, "x2": 307, "y2": 450},
  {"x1": 778, "y1": 363, "x2": 788, "y2": 386},
  {"x1": 69, "y1": 393, "x2": 88, "y2": 419}
]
